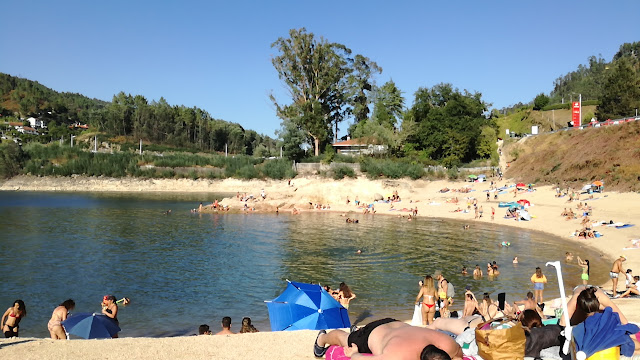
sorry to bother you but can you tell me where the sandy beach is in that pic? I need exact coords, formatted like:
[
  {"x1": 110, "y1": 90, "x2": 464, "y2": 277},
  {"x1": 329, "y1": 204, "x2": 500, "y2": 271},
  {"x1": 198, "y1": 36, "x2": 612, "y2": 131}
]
[{"x1": 1, "y1": 174, "x2": 639, "y2": 359}]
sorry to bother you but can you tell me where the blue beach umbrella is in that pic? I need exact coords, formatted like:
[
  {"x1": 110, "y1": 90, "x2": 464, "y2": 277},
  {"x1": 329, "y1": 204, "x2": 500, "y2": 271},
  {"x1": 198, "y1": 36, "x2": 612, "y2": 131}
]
[
  {"x1": 61, "y1": 312, "x2": 121, "y2": 339},
  {"x1": 265, "y1": 280, "x2": 351, "y2": 331}
]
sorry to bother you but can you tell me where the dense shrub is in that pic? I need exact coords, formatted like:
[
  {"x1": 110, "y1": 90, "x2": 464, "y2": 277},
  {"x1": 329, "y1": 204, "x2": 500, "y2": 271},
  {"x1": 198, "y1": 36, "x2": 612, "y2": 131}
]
[
  {"x1": 261, "y1": 158, "x2": 296, "y2": 179},
  {"x1": 0, "y1": 142, "x2": 25, "y2": 178},
  {"x1": 359, "y1": 158, "x2": 424, "y2": 180},
  {"x1": 542, "y1": 103, "x2": 570, "y2": 111},
  {"x1": 332, "y1": 165, "x2": 356, "y2": 180}
]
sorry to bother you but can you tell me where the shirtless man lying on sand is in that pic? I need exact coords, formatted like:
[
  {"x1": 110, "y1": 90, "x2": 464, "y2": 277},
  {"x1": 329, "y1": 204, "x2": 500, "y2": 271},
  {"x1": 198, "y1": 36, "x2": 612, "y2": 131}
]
[{"x1": 313, "y1": 318, "x2": 463, "y2": 359}]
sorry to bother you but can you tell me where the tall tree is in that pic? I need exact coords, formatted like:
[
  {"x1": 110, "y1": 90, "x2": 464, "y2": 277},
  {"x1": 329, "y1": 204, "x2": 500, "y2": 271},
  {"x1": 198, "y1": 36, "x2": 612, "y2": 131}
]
[
  {"x1": 596, "y1": 57, "x2": 640, "y2": 120},
  {"x1": 270, "y1": 28, "x2": 378, "y2": 156},
  {"x1": 346, "y1": 54, "x2": 382, "y2": 133},
  {"x1": 405, "y1": 83, "x2": 492, "y2": 166}
]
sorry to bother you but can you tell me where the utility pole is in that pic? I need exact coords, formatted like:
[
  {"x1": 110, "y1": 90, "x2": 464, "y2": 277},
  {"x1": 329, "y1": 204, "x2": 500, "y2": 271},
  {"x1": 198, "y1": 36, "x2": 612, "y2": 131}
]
[
  {"x1": 579, "y1": 94, "x2": 582, "y2": 127},
  {"x1": 139, "y1": 139, "x2": 142, "y2": 155}
]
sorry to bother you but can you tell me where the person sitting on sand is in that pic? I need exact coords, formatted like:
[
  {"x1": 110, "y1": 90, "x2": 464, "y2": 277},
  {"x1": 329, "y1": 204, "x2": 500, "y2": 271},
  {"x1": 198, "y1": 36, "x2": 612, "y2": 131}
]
[
  {"x1": 215, "y1": 316, "x2": 235, "y2": 335},
  {"x1": 618, "y1": 276, "x2": 640, "y2": 298},
  {"x1": 559, "y1": 285, "x2": 640, "y2": 356},
  {"x1": 313, "y1": 318, "x2": 463, "y2": 359},
  {"x1": 48, "y1": 299, "x2": 74, "y2": 339},
  {"x1": 479, "y1": 293, "x2": 500, "y2": 322},
  {"x1": 462, "y1": 288, "x2": 480, "y2": 317},
  {"x1": 198, "y1": 324, "x2": 211, "y2": 335},
  {"x1": 240, "y1": 317, "x2": 258, "y2": 333},
  {"x1": 560, "y1": 286, "x2": 628, "y2": 327},
  {"x1": 514, "y1": 291, "x2": 544, "y2": 318}
]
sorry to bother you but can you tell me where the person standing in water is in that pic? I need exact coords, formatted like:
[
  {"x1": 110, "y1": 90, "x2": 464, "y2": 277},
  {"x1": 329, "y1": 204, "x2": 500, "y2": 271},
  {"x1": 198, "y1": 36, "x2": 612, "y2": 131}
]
[
  {"x1": 577, "y1": 256, "x2": 590, "y2": 285},
  {"x1": 1, "y1": 300, "x2": 26, "y2": 338},
  {"x1": 48, "y1": 299, "x2": 75, "y2": 339},
  {"x1": 530, "y1": 267, "x2": 548, "y2": 306},
  {"x1": 338, "y1": 282, "x2": 356, "y2": 310},
  {"x1": 415, "y1": 275, "x2": 437, "y2": 325}
]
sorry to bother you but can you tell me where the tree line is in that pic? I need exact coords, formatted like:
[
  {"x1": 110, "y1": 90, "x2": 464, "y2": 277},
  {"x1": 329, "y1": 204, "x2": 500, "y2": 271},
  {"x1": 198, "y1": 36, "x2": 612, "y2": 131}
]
[{"x1": 0, "y1": 73, "x2": 278, "y2": 157}]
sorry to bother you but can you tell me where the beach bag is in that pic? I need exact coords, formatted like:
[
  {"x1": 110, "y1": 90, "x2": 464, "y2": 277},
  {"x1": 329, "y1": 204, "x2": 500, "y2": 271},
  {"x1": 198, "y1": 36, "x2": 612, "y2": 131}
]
[
  {"x1": 446, "y1": 281, "x2": 455, "y2": 298},
  {"x1": 475, "y1": 317, "x2": 526, "y2": 360},
  {"x1": 411, "y1": 304, "x2": 423, "y2": 326}
]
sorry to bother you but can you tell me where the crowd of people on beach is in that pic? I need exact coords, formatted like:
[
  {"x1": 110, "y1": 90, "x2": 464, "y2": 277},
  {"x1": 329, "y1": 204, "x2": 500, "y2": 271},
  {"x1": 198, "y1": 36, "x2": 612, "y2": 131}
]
[{"x1": 312, "y1": 258, "x2": 640, "y2": 360}]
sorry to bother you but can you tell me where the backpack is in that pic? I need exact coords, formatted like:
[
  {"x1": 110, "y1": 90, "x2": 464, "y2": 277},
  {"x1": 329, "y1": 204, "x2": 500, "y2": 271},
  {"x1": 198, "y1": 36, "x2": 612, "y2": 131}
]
[{"x1": 446, "y1": 281, "x2": 455, "y2": 298}]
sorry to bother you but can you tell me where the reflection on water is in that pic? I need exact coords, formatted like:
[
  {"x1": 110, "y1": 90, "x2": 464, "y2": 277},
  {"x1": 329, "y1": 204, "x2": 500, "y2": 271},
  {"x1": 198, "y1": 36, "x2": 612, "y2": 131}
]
[{"x1": 0, "y1": 191, "x2": 608, "y2": 338}]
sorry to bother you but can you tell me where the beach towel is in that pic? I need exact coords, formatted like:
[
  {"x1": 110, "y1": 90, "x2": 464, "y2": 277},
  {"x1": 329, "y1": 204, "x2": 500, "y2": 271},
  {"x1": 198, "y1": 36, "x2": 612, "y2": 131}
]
[
  {"x1": 615, "y1": 224, "x2": 634, "y2": 229},
  {"x1": 325, "y1": 345, "x2": 373, "y2": 359},
  {"x1": 411, "y1": 304, "x2": 422, "y2": 326}
]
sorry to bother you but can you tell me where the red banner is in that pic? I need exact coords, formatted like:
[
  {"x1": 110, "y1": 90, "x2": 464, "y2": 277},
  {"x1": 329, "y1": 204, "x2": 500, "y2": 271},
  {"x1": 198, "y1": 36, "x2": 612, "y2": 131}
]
[{"x1": 572, "y1": 102, "x2": 581, "y2": 127}]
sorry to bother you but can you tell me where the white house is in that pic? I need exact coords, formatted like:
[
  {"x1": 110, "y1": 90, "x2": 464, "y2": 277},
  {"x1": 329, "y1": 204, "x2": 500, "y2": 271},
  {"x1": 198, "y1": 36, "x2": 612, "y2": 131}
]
[
  {"x1": 17, "y1": 126, "x2": 39, "y2": 135},
  {"x1": 332, "y1": 137, "x2": 388, "y2": 156},
  {"x1": 26, "y1": 117, "x2": 47, "y2": 129}
]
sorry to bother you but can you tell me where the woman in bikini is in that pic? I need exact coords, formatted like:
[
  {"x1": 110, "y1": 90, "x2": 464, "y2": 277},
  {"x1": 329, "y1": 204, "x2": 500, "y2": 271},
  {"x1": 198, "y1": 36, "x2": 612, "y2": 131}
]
[
  {"x1": 337, "y1": 282, "x2": 356, "y2": 310},
  {"x1": 462, "y1": 290, "x2": 480, "y2": 317},
  {"x1": 101, "y1": 295, "x2": 119, "y2": 338},
  {"x1": 48, "y1": 299, "x2": 75, "y2": 339},
  {"x1": 577, "y1": 256, "x2": 590, "y2": 285},
  {"x1": 479, "y1": 293, "x2": 500, "y2": 321},
  {"x1": 1, "y1": 299, "x2": 27, "y2": 338},
  {"x1": 415, "y1": 275, "x2": 437, "y2": 325}
]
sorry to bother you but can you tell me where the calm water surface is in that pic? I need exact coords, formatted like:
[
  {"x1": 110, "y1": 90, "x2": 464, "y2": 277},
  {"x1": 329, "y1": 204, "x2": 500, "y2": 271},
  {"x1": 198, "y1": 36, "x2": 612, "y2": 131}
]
[{"x1": 0, "y1": 191, "x2": 608, "y2": 338}]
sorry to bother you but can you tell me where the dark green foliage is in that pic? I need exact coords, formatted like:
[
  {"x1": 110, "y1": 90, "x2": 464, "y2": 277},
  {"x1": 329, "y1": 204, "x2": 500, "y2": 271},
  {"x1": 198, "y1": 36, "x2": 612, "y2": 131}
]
[
  {"x1": 533, "y1": 93, "x2": 550, "y2": 110},
  {"x1": 0, "y1": 142, "x2": 25, "y2": 178},
  {"x1": 332, "y1": 165, "x2": 356, "y2": 180},
  {"x1": 447, "y1": 166, "x2": 459, "y2": 180},
  {"x1": 404, "y1": 83, "x2": 494, "y2": 165},
  {"x1": 261, "y1": 158, "x2": 296, "y2": 179},
  {"x1": 596, "y1": 57, "x2": 640, "y2": 120},
  {"x1": 359, "y1": 158, "x2": 424, "y2": 180},
  {"x1": 270, "y1": 28, "x2": 380, "y2": 156},
  {"x1": 542, "y1": 103, "x2": 570, "y2": 111},
  {"x1": 0, "y1": 73, "x2": 276, "y2": 156}
]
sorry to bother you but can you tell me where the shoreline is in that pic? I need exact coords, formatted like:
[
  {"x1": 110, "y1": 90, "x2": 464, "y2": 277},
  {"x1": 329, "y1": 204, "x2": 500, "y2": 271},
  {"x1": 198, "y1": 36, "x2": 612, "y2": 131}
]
[{"x1": 1, "y1": 175, "x2": 639, "y2": 359}]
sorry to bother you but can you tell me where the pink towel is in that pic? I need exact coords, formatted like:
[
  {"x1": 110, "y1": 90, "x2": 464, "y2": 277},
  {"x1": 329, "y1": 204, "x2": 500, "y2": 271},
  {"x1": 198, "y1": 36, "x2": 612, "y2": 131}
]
[{"x1": 325, "y1": 346, "x2": 373, "y2": 359}]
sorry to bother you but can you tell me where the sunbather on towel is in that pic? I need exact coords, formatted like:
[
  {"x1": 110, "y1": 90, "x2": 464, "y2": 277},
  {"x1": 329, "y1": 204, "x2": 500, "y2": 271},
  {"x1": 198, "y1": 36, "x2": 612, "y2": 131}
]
[{"x1": 313, "y1": 318, "x2": 463, "y2": 359}]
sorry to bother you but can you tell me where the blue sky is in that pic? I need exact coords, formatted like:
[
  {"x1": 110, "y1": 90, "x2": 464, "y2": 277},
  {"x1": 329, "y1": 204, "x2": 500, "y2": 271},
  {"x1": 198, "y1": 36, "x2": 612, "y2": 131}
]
[{"x1": 1, "y1": 1, "x2": 638, "y2": 138}]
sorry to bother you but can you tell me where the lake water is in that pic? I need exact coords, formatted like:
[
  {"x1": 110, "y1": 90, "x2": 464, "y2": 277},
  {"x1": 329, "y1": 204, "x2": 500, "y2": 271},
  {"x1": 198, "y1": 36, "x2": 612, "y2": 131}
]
[{"x1": 0, "y1": 191, "x2": 608, "y2": 338}]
